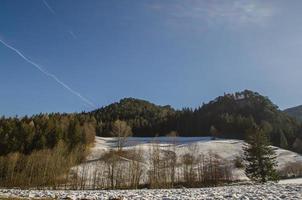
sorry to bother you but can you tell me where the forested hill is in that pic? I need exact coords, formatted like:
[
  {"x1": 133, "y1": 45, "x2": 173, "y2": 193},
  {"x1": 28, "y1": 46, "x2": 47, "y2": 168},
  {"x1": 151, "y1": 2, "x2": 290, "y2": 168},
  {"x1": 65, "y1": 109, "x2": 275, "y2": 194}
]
[
  {"x1": 90, "y1": 98, "x2": 176, "y2": 137},
  {"x1": 0, "y1": 113, "x2": 96, "y2": 156},
  {"x1": 174, "y1": 90, "x2": 302, "y2": 150},
  {"x1": 284, "y1": 105, "x2": 302, "y2": 121},
  {"x1": 1, "y1": 90, "x2": 302, "y2": 156},
  {"x1": 87, "y1": 90, "x2": 302, "y2": 153}
]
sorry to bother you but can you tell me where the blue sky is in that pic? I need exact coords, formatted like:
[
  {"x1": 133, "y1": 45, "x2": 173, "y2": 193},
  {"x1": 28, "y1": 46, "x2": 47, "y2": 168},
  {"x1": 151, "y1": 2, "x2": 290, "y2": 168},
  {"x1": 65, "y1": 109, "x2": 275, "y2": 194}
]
[{"x1": 1, "y1": 0, "x2": 302, "y2": 116}]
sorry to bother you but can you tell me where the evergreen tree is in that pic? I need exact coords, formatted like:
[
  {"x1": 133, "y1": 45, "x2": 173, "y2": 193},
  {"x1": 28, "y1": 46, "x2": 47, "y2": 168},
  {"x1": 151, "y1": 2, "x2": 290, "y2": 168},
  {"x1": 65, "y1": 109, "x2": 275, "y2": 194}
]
[{"x1": 243, "y1": 127, "x2": 279, "y2": 183}]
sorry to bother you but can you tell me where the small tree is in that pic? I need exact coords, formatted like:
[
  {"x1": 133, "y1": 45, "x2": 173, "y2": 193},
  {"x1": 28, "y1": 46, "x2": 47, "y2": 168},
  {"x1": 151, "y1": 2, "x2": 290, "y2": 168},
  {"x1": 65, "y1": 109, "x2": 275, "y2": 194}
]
[
  {"x1": 210, "y1": 126, "x2": 219, "y2": 140},
  {"x1": 102, "y1": 150, "x2": 119, "y2": 189},
  {"x1": 111, "y1": 120, "x2": 132, "y2": 151},
  {"x1": 243, "y1": 127, "x2": 279, "y2": 183},
  {"x1": 166, "y1": 131, "x2": 178, "y2": 187}
]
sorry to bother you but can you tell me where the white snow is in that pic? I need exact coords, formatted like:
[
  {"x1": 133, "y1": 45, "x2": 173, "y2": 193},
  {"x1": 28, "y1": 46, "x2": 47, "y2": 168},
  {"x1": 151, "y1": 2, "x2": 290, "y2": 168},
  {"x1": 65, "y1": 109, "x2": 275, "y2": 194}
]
[
  {"x1": 86, "y1": 137, "x2": 302, "y2": 180},
  {"x1": 0, "y1": 183, "x2": 301, "y2": 199},
  {"x1": 279, "y1": 178, "x2": 302, "y2": 184},
  {"x1": 70, "y1": 136, "x2": 302, "y2": 188}
]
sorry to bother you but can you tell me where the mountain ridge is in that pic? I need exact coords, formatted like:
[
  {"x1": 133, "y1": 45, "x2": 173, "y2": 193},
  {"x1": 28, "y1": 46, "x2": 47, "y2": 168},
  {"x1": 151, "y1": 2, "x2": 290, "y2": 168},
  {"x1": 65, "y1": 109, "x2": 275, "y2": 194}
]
[
  {"x1": 284, "y1": 105, "x2": 302, "y2": 121},
  {"x1": 84, "y1": 90, "x2": 302, "y2": 154},
  {"x1": 1, "y1": 90, "x2": 302, "y2": 157}
]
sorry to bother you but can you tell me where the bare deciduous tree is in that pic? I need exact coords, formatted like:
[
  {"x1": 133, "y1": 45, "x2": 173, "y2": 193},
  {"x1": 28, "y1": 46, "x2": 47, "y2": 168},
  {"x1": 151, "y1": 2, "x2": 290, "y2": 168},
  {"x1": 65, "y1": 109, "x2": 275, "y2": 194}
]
[{"x1": 111, "y1": 120, "x2": 132, "y2": 151}]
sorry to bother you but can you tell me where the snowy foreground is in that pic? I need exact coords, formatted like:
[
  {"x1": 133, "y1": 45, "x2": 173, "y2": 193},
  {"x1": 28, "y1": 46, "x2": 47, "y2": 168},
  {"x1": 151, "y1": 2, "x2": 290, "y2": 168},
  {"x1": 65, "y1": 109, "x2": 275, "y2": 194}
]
[{"x1": 0, "y1": 183, "x2": 301, "y2": 199}]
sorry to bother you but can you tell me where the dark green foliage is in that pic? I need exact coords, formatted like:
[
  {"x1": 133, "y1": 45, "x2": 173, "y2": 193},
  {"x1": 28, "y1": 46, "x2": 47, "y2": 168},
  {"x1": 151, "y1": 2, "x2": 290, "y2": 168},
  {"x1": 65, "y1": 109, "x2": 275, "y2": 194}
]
[
  {"x1": 80, "y1": 91, "x2": 302, "y2": 153},
  {"x1": 91, "y1": 98, "x2": 176, "y2": 137},
  {"x1": 0, "y1": 90, "x2": 301, "y2": 156},
  {"x1": 167, "y1": 90, "x2": 300, "y2": 152},
  {"x1": 88, "y1": 90, "x2": 301, "y2": 153},
  {"x1": 243, "y1": 127, "x2": 279, "y2": 183},
  {"x1": 0, "y1": 114, "x2": 96, "y2": 156},
  {"x1": 0, "y1": 114, "x2": 96, "y2": 188}
]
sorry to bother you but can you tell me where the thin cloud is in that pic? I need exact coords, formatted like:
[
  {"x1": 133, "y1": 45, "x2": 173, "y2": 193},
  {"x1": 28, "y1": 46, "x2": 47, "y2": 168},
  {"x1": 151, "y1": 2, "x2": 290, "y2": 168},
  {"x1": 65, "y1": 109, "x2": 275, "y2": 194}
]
[
  {"x1": 148, "y1": 0, "x2": 275, "y2": 27},
  {"x1": 206, "y1": 1, "x2": 274, "y2": 25},
  {"x1": 42, "y1": 0, "x2": 56, "y2": 15},
  {"x1": 0, "y1": 39, "x2": 95, "y2": 108}
]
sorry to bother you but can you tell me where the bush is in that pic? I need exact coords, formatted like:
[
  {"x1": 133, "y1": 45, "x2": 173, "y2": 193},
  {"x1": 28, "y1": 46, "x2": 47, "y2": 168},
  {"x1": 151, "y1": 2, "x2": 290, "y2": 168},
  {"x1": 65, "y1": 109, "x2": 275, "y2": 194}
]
[{"x1": 279, "y1": 161, "x2": 302, "y2": 178}]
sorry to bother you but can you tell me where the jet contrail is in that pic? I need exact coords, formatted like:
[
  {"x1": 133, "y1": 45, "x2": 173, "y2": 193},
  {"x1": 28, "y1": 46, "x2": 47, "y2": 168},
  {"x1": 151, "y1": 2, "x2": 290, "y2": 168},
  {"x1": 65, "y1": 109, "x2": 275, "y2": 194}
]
[
  {"x1": 0, "y1": 39, "x2": 96, "y2": 108},
  {"x1": 42, "y1": 0, "x2": 56, "y2": 15},
  {"x1": 68, "y1": 30, "x2": 77, "y2": 39},
  {"x1": 42, "y1": 0, "x2": 77, "y2": 40}
]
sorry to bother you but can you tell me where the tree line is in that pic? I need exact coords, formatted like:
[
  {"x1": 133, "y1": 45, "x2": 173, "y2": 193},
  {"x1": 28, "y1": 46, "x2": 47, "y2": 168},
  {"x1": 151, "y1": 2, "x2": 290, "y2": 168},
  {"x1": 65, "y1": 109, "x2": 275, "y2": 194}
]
[
  {"x1": 0, "y1": 117, "x2": 298, "y2": 189},
  {"x1": 0, "y1": 113, "x2": 96, "y2": 156},
  {"x1": 0, "y1": 113, "x2": 96, "y2": 188},
  {"x1": 1, "y1": 90, "x2": 301, "y2": 156},
  {"x1": 90, "y1": 90, "x2": 302, "y2": 153}
]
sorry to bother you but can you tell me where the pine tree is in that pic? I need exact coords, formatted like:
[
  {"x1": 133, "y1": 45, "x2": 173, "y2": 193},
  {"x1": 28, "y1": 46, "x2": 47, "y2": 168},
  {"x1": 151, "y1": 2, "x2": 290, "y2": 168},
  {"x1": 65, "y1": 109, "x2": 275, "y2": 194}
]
[{"x1": 243, "y1": 127, "x2": 279, "y2": 183}]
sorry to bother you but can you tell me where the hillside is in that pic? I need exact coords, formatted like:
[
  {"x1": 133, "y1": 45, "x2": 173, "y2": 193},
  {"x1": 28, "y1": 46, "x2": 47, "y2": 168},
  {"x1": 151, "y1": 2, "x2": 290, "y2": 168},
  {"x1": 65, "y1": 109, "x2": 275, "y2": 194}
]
[
  {"x1": 1, "y1": 90, "x2": 301, "y2": 157},
  {"x1": 73, "y1": 136, "x2": 302, "y2": 188},
  {"x1": 177, "y1": 90, "x2": 302, "y2": 151},
  {"x1": 1, "y1": 90, "x2": 297, "y2": 144},
  {"x1": 87, "y1": 90, "x2": 302, "y2": 153},
  {"x1": 90, "y1": 98, "x2": 176, "y2": 137},
  {"x1": 88, "y1": 136, "x2": 302, "y2": 171},
  {"x1": 284, "y1": 105, "x2": 302, "y2": 121},
  {"x1": 1, "y1": 90, "x2": 302, "y2": 188}
]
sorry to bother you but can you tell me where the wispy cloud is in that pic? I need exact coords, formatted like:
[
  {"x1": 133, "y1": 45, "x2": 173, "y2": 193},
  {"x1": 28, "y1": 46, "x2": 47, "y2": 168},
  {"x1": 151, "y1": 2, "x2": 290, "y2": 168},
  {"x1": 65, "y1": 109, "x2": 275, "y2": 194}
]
[
  {"x1": 148, "y1": 0, "x2": 275, "y2": 28},
  {"x1": 42, "y1": 0, "x2": 56, "y2": 15},
  {"x1": 206, "y1": 1, "x2": 274, "y2": 25},
  {"x1": 0, "y1": 38, "x2": 95, "y2": 108}
]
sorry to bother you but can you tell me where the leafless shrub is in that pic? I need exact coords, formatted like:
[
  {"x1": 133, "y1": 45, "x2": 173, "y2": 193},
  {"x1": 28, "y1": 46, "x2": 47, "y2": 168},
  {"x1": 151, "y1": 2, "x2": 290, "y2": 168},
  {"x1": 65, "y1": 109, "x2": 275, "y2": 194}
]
[
  {"x1": 0, "y1": 141, "x2": 87, "y2": 189},
  {"x1": 201, "y1": 152, "x2": 233, "y2": 185},
  {"x1": 111, "y1": 120, "x2": 132, "y2": 151},
  {"x1": 100, "y1": 148, "x2": 144, "y2": 189},
  {"x1": 279, "y1": 161, "x2": 302, "y2": 178}
]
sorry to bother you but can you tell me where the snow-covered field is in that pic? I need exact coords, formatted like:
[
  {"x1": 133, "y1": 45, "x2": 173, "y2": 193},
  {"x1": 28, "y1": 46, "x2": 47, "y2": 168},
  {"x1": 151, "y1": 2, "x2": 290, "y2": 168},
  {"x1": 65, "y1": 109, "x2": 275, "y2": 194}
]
[
  {"x1": 0, "y1": 183, "x2": 301, "y2": 199},
  {"x1": 89, "y1": 137, "x2": 302, "y2": 166},
  {"x1": 84, "y1": 136, "x2": 302, "y2": 180}
]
